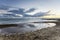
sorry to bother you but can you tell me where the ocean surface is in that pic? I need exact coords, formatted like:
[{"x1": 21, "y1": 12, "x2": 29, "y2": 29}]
[
  {"x1": 0, "y1": 17, "x2": 57, "y2": 35},
  {"x1": 0, "y1": 17, "x2": 57, "y2": 24}
]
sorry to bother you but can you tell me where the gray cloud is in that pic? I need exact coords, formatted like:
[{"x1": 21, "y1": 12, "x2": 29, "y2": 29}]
[
  {"x1": 25, "y1": 8, "x2": 36, "y2": 13},
  {"x1": 8, "y1": 8, "x2": 25, "y2": 14},
  {"x1": 0, "y1": 5, "x2": 49, "y2": 17},
  {"x1": 0, "y1": 5, "x2": 11, "y2": 10}
]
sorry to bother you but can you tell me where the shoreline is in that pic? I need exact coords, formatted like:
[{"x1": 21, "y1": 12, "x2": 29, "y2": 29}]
[{"x1": 0, "y1": 24, "x2": 59, "y2": 40}]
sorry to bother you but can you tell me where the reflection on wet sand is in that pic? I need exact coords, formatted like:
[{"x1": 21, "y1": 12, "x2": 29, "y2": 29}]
[{"x1": 0, "y1": 23, "x2": 56, "y2": 35}]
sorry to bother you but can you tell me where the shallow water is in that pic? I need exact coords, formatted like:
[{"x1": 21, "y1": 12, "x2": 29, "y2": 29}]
[
  {"x1": 0, "y1": 23, "x2": 56, "y2": 35},
  {"x1": 0, "y1": 17, "x2": 57, "y2": 34},
  {"x1": 0, "y1": 17, "x2": 57, "y2": 24}
]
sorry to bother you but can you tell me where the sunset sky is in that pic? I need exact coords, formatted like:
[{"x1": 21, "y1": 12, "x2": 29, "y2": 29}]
[{"x1": 0, "y1": 0, "x2": 60, "y2": 18}]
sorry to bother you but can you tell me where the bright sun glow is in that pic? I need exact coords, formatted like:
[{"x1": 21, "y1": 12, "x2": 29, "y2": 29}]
[{"x1": 41, "y1": 9, "x2": 60, "y2": 18}]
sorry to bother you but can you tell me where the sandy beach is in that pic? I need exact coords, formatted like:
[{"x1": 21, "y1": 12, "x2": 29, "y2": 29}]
[{"x1": 0, "y1": 23, "x2": 59, "y2": 40}]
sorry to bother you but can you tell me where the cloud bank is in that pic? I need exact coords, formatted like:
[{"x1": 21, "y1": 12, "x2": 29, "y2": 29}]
[{"x1": 0, "y1": 5, "x2": 50, "y2": 17}]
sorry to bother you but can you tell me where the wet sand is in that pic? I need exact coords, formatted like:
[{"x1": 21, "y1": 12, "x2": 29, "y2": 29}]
[
  {"x1": 0, "y1": 23, "x2": 59, "y2": 40},
  {"x1": 0, "y1": 24, "x2": 18, "y2": 28}
]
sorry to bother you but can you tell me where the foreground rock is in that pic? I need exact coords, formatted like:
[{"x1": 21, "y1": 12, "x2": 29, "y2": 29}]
[{"x1": 0, "y1": 26, "x2": 60, "y2": 40}]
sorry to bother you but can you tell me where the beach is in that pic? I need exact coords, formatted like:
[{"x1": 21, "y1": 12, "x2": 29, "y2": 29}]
[{"x1": 0, "y1": 23, "x2": 59, "y2": 40}]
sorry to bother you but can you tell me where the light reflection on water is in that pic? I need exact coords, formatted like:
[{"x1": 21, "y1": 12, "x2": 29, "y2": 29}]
[
  {"x1": 0, "y1": 17, "x2": 57, "y2": 24},
  {"x1": 0, "y1": 17, "x2": 57, "y2": 34},
  {"x1": 0, "y1": 23, "x2": 56, "y2": 34}
]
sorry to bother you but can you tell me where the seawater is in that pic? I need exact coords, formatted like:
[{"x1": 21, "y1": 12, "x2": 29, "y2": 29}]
[
  {"x1": 0, "y1": 17, "x2": 57, "y2": 24},
  {"x1": 0, "y1": 17, "x2": 57, "y2": 34}
]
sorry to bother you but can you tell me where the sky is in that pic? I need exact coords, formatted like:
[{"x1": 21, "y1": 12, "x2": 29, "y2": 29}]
[
  {"x1": 0, "y1": 0, "x2": 60, "y2": 9},
  {"x1": 0, "y1": 0, "x2": 60, "y2": 10},
  {"x1": 0, "y1": 0, "x2": 60, "y2": 17}
]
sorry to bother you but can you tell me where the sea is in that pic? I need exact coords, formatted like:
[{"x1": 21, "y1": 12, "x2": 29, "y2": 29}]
[{"x1": 0, "y1": 17, "x2": 57, "y2": 35}]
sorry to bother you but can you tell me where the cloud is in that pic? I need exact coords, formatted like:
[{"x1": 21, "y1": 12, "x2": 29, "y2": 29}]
[
  {"x1": 8, "y1": 8, "x2": 25, "y2": 14},
  {"x1": 8, "y1": 8, "x2": 36, "y2": 17},
  {"x1": 25, "y1": 8, "x2": 36, "y2": 13},
  {"x1": 0, "y1": 5, "x2": 19, "y2": 10},
  {"x1": 0, "y1": 4, "x2": 36, "y2": 14},
  {"x1": 0, "y1": 5, "x2": 50, "y2": 17},
  {"x1": 0, "y1": 5, "x2": 13, "y2": 14},
  {"x1": 0, "y1": 5, "x2": 11, "y2": 10},
  {"x1": 8, "y1": 8, "x2": 36, "y2": 14}
]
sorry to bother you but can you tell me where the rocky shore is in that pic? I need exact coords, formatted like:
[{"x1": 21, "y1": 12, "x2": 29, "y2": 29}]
[{"x1": 0, "y1": 24, "x2": 60, "y2": 40}]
